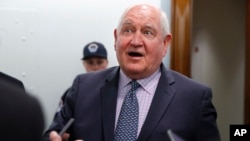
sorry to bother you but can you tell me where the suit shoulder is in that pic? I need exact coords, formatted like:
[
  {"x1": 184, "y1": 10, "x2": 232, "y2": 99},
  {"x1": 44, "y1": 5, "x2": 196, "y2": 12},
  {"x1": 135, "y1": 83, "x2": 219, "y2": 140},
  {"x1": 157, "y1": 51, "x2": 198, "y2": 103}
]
[
  {"x1": 0, "y1": 72, "x2": 25, "y2": 90},
  {"x1": 168, "y1": 70, "x2": 210, "y2": 89},
  {"x1": 74, "y1": 66, "x2": 119, "y2": 83}
]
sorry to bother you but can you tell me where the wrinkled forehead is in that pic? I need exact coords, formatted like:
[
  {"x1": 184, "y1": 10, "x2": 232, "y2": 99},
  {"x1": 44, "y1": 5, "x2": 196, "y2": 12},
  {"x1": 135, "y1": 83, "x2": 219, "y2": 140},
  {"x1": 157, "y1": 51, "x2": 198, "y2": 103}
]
[{"x1": 124, "y1": 5, "x2": 160, "y2": 21}]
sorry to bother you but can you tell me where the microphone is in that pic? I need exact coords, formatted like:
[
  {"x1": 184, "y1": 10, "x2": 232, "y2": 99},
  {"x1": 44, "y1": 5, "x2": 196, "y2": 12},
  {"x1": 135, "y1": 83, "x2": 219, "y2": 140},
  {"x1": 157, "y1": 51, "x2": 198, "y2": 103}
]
[
  {"x1": 167, "y1": 129, "x2": 185, "y2": 141},
  {"x1": 59, "y1": 118, "x2": 74, "y2": 136}
]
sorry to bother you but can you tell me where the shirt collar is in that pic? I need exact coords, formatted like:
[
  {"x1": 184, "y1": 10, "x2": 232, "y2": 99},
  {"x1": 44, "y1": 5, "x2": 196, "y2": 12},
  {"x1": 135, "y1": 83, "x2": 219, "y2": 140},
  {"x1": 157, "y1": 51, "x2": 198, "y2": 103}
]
[{"x1": 119, "y1": 68, "x2": 161, "y2": 94}]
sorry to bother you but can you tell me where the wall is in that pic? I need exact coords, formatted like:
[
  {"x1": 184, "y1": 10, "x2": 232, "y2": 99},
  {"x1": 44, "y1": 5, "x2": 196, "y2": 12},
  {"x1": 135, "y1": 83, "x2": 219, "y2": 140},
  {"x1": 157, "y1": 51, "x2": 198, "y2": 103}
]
[
  {"x1": 192, "y1": 0, "x2": 246, "y2": 140},
  {"x1": 0, "y1": 0, "x2": 171, "y2": 128}
]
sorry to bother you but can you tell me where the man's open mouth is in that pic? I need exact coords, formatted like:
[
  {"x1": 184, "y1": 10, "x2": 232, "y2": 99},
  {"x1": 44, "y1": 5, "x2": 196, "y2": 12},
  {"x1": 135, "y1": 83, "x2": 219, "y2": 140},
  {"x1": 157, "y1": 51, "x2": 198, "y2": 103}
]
[{"x1": 128, "y1": 52, "x2": 143, "y2": 57}]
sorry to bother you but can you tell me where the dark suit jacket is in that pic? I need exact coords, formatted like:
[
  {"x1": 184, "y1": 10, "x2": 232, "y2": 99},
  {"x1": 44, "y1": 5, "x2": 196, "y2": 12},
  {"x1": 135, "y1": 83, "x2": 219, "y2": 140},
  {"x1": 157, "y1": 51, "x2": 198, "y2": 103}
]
[
  {"x1": 45, "y1": 64, "x2": 220, "y2": 141},
  {"x1": 0, "y1": 72, "x2": 25, "y2": 90},
  {"x1": 0, "y1": 81, "x2": 44, "y2": 141}
]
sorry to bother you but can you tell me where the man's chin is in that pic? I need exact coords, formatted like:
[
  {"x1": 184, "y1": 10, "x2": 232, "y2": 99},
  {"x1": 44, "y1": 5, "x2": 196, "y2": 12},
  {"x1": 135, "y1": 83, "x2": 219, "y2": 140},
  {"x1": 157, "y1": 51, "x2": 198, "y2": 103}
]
[
  {"x1": 123, "y1": 67, "x2": 146, "y2": 79},
  {"x1": 126, "y1": 65, "x2": 143, "y2": 73}
]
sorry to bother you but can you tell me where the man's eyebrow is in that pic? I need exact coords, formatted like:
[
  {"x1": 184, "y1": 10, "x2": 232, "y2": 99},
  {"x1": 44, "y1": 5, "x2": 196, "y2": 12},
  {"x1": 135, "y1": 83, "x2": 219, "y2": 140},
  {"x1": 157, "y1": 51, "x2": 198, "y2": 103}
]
[{"x1": 144, "y1": 23, "x2": 155, "y2": 29}]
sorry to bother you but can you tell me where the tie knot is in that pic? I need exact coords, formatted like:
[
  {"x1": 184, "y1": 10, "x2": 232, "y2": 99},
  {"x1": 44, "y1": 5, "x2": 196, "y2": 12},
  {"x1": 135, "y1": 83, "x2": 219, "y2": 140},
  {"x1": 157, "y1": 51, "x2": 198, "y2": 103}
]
[{"x1": 131, "y1": 80, "x2": 140, "y2": 90}]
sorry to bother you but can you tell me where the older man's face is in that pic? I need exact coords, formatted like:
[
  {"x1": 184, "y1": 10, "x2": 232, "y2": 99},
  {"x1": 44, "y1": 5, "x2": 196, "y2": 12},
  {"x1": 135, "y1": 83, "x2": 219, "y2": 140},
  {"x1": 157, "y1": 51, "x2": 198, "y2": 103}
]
[{"x1": 114, "y1": 5, "x2": 171, "y2": 79}]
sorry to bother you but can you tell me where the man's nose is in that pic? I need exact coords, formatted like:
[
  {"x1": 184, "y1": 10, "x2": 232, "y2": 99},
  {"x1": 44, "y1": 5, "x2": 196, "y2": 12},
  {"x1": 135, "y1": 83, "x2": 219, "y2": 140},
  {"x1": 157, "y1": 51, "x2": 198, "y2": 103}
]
[
  {"x1": 130, "y1": 32, "x2": 143, "y2": 46},
  {"x1": 90, "y1": 63, "x2": 100, "y2": 70}
]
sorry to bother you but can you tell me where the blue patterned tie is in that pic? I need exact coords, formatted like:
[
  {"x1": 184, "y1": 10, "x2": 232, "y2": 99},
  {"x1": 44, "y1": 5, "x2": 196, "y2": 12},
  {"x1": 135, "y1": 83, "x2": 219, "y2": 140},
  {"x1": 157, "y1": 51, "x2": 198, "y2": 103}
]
[{"x1": 114, "y1": 80, "x2": 140, "y2": 141}]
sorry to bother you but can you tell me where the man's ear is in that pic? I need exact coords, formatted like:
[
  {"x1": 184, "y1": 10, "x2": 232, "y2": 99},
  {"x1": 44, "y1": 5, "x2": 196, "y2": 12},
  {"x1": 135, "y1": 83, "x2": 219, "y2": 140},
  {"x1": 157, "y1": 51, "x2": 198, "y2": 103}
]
[
  {"x1": 162, "y1": 34, "x2": 172, "y2": 57},
  {"x1": 114, "y1": 29, "x2": 117, "y2": 51}
]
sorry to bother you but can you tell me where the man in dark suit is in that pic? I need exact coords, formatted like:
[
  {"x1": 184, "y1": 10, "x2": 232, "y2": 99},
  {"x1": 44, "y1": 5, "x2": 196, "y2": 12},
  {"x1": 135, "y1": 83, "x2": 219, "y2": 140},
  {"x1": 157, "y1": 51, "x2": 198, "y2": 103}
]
[
  {"x1": 0, "y1": 81, "x2": 44, "y2": 141},
  {"x1": 44, "y1": 3, "x2": 220, "y2": 141},
  {"x1": 0, "y1": 72, "x2": 25, "y2": 90}
]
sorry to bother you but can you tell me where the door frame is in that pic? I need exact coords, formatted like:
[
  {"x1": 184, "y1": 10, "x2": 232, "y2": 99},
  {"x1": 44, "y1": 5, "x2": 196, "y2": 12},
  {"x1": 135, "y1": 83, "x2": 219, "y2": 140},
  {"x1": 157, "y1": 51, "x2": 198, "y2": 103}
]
[{"x1": 170, "y1": 0, "x2": 191, "y2": 77}]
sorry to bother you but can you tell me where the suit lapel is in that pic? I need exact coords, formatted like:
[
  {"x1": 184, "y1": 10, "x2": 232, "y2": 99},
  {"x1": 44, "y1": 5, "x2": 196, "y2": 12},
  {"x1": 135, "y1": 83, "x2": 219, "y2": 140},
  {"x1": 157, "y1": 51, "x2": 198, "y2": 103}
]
[
  {"x1": 100, "y1": 67, "x2": 120, "y2": 141},
  {"x1": 137, "y1": 65, "x2": 176, "y2": 141}
]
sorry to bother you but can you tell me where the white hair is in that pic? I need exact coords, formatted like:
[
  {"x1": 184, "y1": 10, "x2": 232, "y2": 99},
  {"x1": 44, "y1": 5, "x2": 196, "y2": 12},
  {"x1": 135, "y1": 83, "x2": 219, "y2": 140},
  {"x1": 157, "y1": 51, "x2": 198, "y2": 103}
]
[{"x1": 116, "y1": 4, "x2": 170, "y2": 37}]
